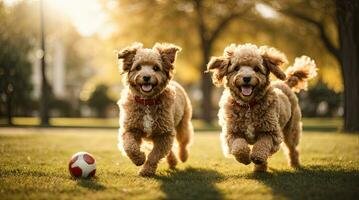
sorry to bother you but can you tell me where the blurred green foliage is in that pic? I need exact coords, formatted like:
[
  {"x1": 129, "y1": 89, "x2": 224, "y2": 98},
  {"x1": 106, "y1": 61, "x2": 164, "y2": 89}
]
[
  {"x1": 0, "y1": 0, "x2": 347, "y2": 121},
  {"x1": 300, "y1": 80, "x2": 342, "y2": 117},
  {"x1": 0, "y1": 2, "x2": 36, "y2": 123},
  {"x1": 87, "y1": 84, "x2": 116, "y2": 117}
]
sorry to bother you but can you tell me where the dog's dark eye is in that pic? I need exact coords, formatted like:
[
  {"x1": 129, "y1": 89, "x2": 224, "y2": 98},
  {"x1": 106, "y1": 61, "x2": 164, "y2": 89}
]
[
  {"x1": 153, "y1": 65, "x2": 160, "y2": 71},
  {"x1": 234, "y1": 66, "x2": 240, "y2": 71},
  {"x1": 254, "y1": 66, "x2": 260, "y2": 72},
  {"x1": 135, "y1": 65, "x2": 141, "y2": 71}
]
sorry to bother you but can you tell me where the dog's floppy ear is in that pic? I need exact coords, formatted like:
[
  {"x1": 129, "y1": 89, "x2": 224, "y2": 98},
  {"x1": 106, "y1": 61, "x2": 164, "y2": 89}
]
[
  {"x1": 154, "y1": 43, "x2": 181, "y2": 79},
  {"x1": 117, "y1": 42, "x2": 143, "y2": 73},
  {"x1": 260, "y1": 46, "x2": 287, "y2": 80},
  {"x1": 206, "y1": 56, "x2": 229, "y2": 86},
  {"x1": 154, "y1": 43, "x2": 181, "y2": 65}
]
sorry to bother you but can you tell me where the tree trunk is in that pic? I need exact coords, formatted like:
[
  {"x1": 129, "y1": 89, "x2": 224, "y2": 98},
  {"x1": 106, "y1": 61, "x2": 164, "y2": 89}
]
[
  {"x1": 40, "y1": 0, "x2": 50, "y2": 126},
  {"x1": 200, "y1": 42, "x2": 213, "y2": 123},
  {"x1": 194, "y1": 0, "x2": 214, "y2": 124},
  {"x1": 336, "y1": 0, "x2": 359, "y2": 132},
  {"x1": 6, "y1": 92, "x2": 13, "y2": 126}
]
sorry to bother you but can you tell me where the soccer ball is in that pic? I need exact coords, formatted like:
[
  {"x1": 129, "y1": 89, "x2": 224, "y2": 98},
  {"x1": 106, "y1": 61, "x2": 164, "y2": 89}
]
[{"x1": 68, "y1": 152, "x2": 96, "y2": 178}]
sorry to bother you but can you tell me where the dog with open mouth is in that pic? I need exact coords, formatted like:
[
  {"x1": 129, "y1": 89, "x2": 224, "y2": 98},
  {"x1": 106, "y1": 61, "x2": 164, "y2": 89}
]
[
  {"x1": 207, "y1": 43, "x2": 317, "y2": 172},
  {"x1": 117, "y1": 42, "x2": 193, "y2": 176}
]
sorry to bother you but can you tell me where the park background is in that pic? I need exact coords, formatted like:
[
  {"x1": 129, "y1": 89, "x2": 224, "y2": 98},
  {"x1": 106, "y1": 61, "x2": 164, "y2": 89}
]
[
  {"x1": 0, "y1": 0, "x2": 358, "y2": 200},
  {"x1": 2, "y1": 0, "x2": 358, "y2": 131}
]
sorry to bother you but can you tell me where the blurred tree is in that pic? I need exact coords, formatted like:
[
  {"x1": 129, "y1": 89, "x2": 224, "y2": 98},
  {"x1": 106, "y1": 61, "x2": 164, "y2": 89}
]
[
  {"x1": 0, "y1": 2, "x2": 35, "y2": 125},
  {"x1": 273, "y1": 0, "x2": 359, "y2": 131},
  {"x1": 299, "y1": 80, "x2": 342, "y2": 117},
  {"x1": 39, "y1": 0, "x2": 50, "y2": 126},
  {"x1": 36, "y1": 0, "x2": 89, "y2": 118},
  {"x1": 49, "y1": 96, "x2": 72, "y2": 117},
  {"x1": 87, "y1": 84, "x2": 115, "y2": 118}
]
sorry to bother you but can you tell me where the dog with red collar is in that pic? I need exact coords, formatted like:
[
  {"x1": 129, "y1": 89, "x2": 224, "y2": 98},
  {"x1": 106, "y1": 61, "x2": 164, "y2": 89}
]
[{"x1": 117, "y1": 42, "x2": 193, "y2": 176}]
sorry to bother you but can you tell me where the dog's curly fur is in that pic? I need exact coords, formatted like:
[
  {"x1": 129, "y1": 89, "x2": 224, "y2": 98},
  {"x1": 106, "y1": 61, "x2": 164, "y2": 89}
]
[
  {"x1": 207, "y1": 43, "x2": 317, "y2": 172},
  {"x1": 117, "y1": 43, "x2": 193, "y2": 176}
]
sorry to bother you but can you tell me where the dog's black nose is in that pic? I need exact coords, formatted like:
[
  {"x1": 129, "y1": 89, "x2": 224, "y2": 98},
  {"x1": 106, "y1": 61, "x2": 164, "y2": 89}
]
[
  {"x1": 243, "y1": 77, "x2": 251, "y2": 83},
  {"x1": 143, "y1": 76, "x2": 151, "y2": 82}
]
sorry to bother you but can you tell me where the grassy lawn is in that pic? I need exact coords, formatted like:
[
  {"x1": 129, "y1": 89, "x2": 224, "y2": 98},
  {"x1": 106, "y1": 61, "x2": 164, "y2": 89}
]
[{"x1": 0, "y1": 128, "x2": 358, "y2": 200}]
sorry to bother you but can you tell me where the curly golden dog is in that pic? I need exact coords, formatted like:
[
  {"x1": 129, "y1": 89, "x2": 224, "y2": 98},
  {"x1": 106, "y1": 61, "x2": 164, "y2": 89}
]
[
  {"x1": 207, "y1": 43, "x2": 317, "y2": 172},
  {"x1": 117, "y1": 43, "x2": 193, "y2": 176}
]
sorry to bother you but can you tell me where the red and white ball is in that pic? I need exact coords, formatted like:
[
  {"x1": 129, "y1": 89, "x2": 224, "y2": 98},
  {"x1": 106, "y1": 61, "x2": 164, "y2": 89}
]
[{"x1": 68, "y1": 152, "x2": 96, "y2": 178}]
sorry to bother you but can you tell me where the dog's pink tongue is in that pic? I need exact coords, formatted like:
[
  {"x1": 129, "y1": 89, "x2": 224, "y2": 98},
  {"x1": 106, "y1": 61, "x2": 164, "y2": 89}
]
[
  {"x1": 141, "y1": 85, "x2": 153, "y2": 92},
  {"x1": 241, "y1": 86, "x2": 253, "y2": 96}
]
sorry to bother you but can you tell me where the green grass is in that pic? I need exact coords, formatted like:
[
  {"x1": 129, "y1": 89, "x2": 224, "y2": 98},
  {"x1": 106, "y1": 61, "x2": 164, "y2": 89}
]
[{"x1": 0, "y1": 128, "x2": 358, "y2": 200}]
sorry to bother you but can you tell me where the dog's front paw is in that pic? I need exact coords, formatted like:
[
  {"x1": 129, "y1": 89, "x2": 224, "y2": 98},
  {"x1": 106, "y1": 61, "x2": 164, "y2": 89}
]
[
  {"x1": 290, "y1": 159, "x2": 301, "y2": 169},
  {"x1": 231, "y1": 140, "x2": 251, "y2": 165},
  {"x1": 234, "y1": 153, "x2": 251, "y2": 165},
  {"x1": 179, "y1": 148, "x2": 189, "y2": 162},
  {"x1": 139, "y1": 167, "x2": 156, "y2": 177},
  {"x1": 250, "y1": 153, "x2": 267, "y2": 165},
  {"x1": 254, "y1": 163, "x2": 268, "y2": 172},
  {"x1": 131, "y1": 152, "x2": 146, "y2": 166},
  {"x1": 167, "y1": 155, "x2": 178, "y2": 169}
]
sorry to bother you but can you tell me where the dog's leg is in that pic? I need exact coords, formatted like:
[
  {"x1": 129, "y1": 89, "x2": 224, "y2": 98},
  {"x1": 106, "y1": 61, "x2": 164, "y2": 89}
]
[
  {"x1": 285, "y1": 141, "x2": 300, "y2": 168},
  {"x1": 228, "y1": 135, "x2": 251, "y2": 165},
  {"x1": 139, "y1": 135, "x2": 174, "y2": 176},
  {"x1": 250, "y1": 133, "x2": 273, "y2": 167},
  {"x1": 175, "y1": 118, "x2": 193, "y2": 162},
  {"x1": 254, "y1": 161, "x2": 268, "y2": 172},
  {"x1": 122, "y1": 131, "x2": 146, "y2": 166},
  {"x1": 166, "y1": 150, "x2": 178, "y2": 169},
  {"x1": 283, "y1": 122, "x2": 301, "y2": 168}
]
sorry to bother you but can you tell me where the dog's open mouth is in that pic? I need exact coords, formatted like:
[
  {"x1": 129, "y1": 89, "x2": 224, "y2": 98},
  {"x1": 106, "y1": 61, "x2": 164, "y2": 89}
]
[
  {"x1": 240, "y1": 85, "x2": 254, "y2": 96},
  {"x1": 141, "y1": 84, "x2": 154, "y2": 92}
]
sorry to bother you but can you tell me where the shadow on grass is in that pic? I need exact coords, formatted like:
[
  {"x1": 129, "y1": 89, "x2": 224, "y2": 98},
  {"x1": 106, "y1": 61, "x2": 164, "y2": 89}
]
[
  {"x1": 76, "y1": 177, "x2": 106, "y2": 191},
  {"x1": 247, "y1": 165, "x2": 359, "y2": 200},
  {"x1": 155, "y1": 167, "x2": 224, "y2": 200}
]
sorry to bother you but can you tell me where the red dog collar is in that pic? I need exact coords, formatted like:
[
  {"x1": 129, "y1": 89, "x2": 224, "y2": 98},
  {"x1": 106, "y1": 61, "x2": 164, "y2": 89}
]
[{"x1": 134, "y1": 96, "x2": 161, "y2": 106}]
